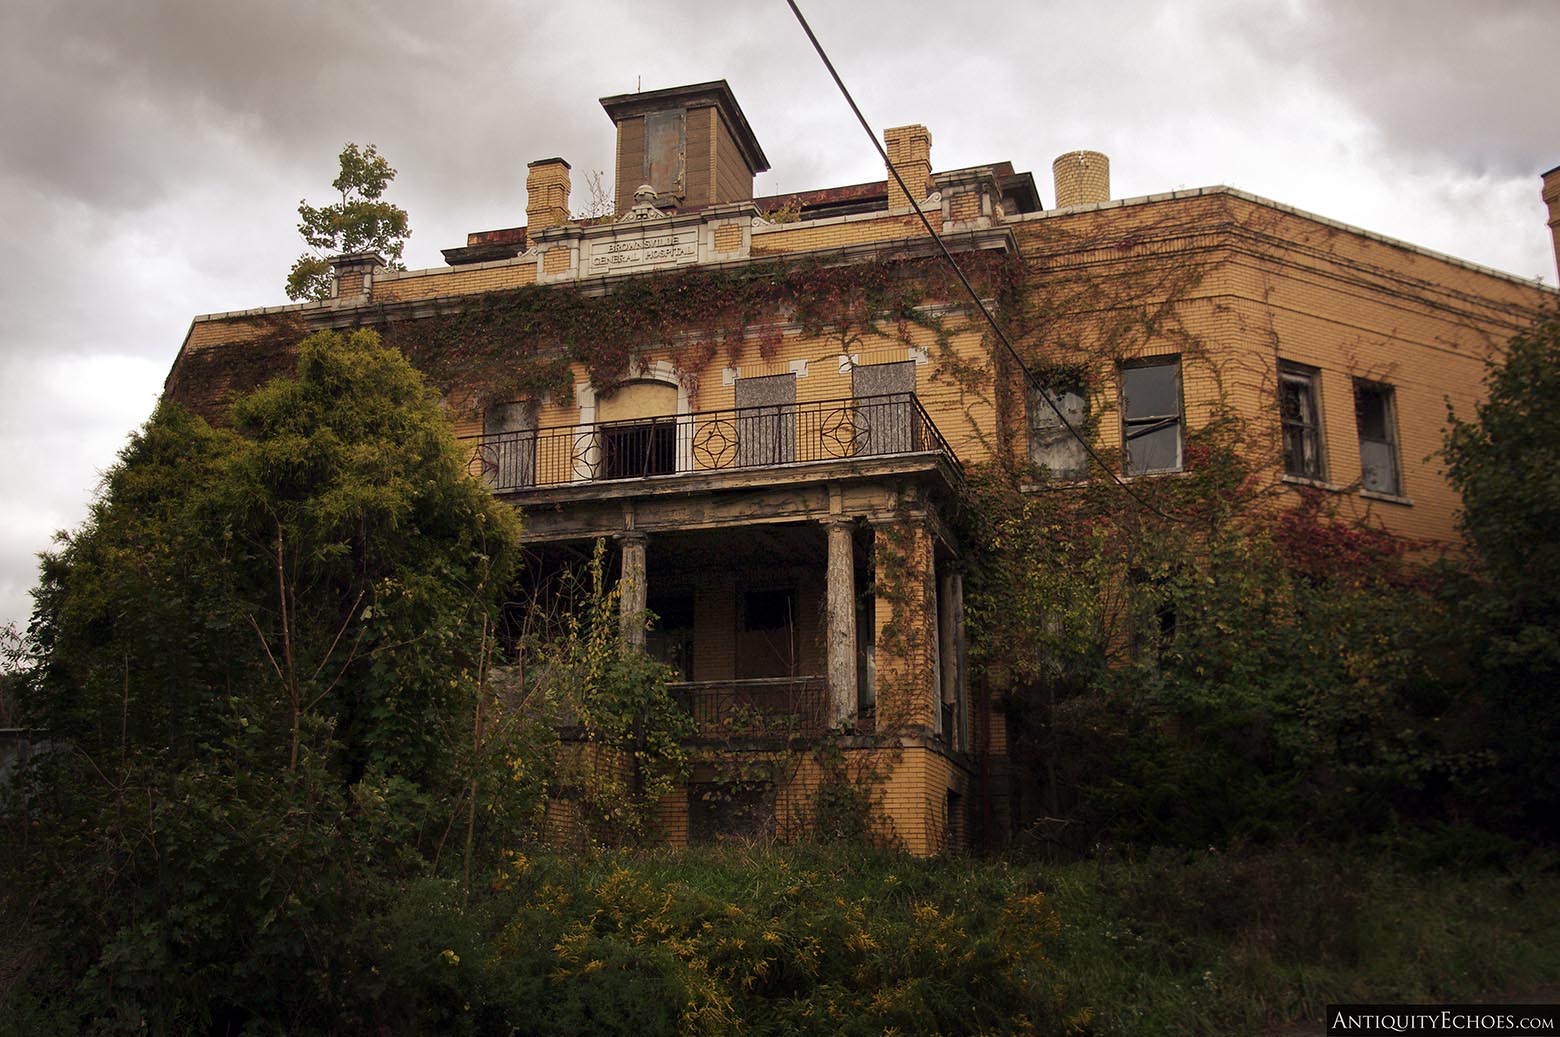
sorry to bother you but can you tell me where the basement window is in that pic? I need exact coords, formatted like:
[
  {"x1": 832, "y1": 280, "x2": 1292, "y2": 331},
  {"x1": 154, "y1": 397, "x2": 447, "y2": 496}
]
[
  {"x1": 1279, "y1": 362, "x2": 1326, "y2": 480},
  {"x1": 1354, "y1": 380, "x2": 1402, "y2": 496},
  {"x1": 1121, "y1": 358, "x2": 1183, "y2": 474}
]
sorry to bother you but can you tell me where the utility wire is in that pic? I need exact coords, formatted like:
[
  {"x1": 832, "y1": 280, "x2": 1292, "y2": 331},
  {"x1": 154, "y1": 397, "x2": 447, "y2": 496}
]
[{"x1": 784, "y1": 0, "x2": 1181, "y2": 523}]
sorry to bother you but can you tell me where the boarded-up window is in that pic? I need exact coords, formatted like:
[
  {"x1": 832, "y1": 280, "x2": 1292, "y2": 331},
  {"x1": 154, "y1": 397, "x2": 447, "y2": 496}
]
[
  {"x1": 852, "y1": 360, "x2": 916, "y2": 456},
  {"x1": 1027, "y1": 383, "x2": 1088, "y2": 478},
  {"x1": 483, "y1": 401, "x2": 536, "y2": 489},
  {"x1": 644, "y1": 109, "x2": 686, "y2": 199},
  {"x1": 734, "y1": 373, "x2": 796, "y2": 466}
]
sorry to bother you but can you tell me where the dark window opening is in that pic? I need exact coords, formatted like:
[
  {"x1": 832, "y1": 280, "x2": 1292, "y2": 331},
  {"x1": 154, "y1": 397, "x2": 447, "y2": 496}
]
[
  {"x1": 689, "y1": 781, "x2": 774, "y2": 845},
  {"x1": 742, "y1": 588, "x2": 796, "y2": 631},
  {"x1": 647, "y1": 591, "x2": 695, "y2": 681},
  {"x1": 601, "y1": 418, "x2": 676, "y2": 479},
  {"x1": 738, "y1": 586, "x2": 798, "y2": 680}
]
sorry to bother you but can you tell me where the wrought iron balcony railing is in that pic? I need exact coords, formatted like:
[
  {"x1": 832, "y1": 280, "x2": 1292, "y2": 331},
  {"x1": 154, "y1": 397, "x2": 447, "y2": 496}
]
[{"x1": 462, "y1": 393, "x2": 960, "y2": 492}]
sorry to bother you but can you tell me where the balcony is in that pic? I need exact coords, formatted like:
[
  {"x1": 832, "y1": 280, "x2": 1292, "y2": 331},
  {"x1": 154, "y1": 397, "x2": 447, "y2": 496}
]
[{"x1": 463, "y1": 393, "x2": 961, "y2": 493}]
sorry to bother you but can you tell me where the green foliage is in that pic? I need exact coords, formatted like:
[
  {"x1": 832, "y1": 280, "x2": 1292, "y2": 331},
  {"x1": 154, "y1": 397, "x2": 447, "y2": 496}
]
[
  {"x1": 4, "y1": 329, "x2": 521, "y2": 1031},
  {"x1": 964, "y1": 417, "x2": 1493, "y2": 849},
  {"x1": 286, "y1": 142, "x2": 412, "y2": 301},
  {"x1": 473, "y1": 846, "x2": 1086, "y2": 1036},
  {"x1": 0, "y1": 621, "x2": 26, "y2": 728},
  {"x1": 1442, "y1": 310, "x2": 1560, "y2": 832},
  {"x1": 1040, "y1": 839, "x2": 1560, "y2": 1035},
  {"x1": 1445, "y1": 311, "x2": 1560, "y2": 619},
  {"x1": 383, "y1": 252, "x2": 1018, "y2": 414},
  {"x1": 537, "y1": 540, "x2": 691, "y2": 846}
]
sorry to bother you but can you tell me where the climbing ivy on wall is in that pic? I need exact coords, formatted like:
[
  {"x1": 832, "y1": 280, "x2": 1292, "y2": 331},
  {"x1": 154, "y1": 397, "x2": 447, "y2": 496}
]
[{"x1": 378, "y1": 252, "x2": 1019, "y2": 415}]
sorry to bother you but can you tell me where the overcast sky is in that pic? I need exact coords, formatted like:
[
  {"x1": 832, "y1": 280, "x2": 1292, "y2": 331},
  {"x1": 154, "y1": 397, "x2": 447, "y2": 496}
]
[{"x1": 1, "y1": 0, "x2": 1556, "y2": 631}]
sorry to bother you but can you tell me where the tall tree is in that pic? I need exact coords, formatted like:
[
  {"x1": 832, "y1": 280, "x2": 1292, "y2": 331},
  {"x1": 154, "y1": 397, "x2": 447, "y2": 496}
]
[
  {"x1": 1444, "y1": 311, "x2": 1560, "y2": 631},
  {"x1": 1443, "y1": 310, "x2": 1560, "y2": 830},
  {"x1": 286, "y1": 143, "x2": 411, "y2": 301},
  {"x1": 8, "y1": 329, "x2": 522, "y2": 1030}
]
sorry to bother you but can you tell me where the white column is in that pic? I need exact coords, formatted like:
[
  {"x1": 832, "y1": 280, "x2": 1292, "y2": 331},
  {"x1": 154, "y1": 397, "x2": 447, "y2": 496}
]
[
  {"x1": 618, "y1": 531, "x2": 648, "y2": 648},
  {"x1": 824, "y1": 517, "x2": 858, "y2": 729}
]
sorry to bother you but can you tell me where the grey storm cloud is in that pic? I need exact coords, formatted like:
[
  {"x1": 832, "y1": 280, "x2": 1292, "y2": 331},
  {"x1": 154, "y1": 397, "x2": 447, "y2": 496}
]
[{"x1": 1227, "y1": 0, "x2": 1559, "y2": 177}]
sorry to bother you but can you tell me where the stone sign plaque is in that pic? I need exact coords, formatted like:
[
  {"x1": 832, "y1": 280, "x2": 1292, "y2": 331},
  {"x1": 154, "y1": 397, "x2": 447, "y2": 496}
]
[{"x1": 586, "y1": 228, "x2": 699, "y2": 273}]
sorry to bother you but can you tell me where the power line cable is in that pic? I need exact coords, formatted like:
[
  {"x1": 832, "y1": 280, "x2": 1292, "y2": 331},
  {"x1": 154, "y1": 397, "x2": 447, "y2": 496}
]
[{"x1": 783, "y1": 0, "x2": 1182, "y2": 523}]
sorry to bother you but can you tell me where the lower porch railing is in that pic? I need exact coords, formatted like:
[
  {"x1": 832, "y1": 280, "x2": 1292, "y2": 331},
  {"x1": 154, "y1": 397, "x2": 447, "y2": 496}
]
[{"x1": 669, "y1": 676, "x2": 827, "y2": 739}]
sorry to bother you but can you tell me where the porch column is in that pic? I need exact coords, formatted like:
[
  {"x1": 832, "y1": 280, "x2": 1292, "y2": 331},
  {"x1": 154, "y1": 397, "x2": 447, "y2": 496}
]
[
  {"x1": 618, "y1": 530, "x2": 648, "y2": 648},
  {"x1": 938, "y1": 568, "x2": 957, "y2": 743},
  {"x1": 824, "y1": 516, "x2": 858, "y2": 729},
  {"x1": 939, "y1": 570, "x2": 969, "y2": 751}
]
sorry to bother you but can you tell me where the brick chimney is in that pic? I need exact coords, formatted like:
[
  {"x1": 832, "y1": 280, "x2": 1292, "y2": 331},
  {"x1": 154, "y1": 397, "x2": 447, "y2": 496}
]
[
  {"x1": 330, "y1": 252, "x2": 386, "y2": 301},
  {"x1": 1052, "y1": 150, "x2": 1111, "y2": 208},
  {"x1": 884, "y1": 125, "x2": 933, "y2": 211},
  {"x1": 600, "y1": 81, "x2": 769, "y2": 215},
  {"x1": 526, "y1": 158, "x2": 572, "y2": 232},
  {"x1": 1543, "y1": 164, "x2": 1560, "y2": 283}
]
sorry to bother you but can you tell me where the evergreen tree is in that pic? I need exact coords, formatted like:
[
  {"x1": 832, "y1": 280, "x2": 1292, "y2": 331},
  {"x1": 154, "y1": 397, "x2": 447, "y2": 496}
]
[{"x1": 6, "y1": 330, "x2": 521, "y2": 1030}]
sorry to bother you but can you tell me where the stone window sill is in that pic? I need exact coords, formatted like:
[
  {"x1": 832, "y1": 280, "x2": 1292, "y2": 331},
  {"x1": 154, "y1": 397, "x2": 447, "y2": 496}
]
[
  {"x1": 1360, "y1": 488, "x2": 1413, "y2": 506},
  {"x1": 1281, "y1": 474, "x2": 1344, "y2": 493}
]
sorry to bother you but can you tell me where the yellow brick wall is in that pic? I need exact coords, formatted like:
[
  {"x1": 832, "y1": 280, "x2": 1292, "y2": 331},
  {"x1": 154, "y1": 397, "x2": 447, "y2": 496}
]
[
  {"x1": 1008, "y1": 191, "x2": 1550, "y2": 547},
  {"x1": 478, "y1": 318, "x2": 997, "y2": 472},
  {"x1": 752, "y1": 214, "x2": 928, "y2": 255},
  {"x1": 656, "y1": 788, "x2": 688, "y2": 849},
  {"x1": 873, "y1": 519, "x2": 939, "y2": 733},
  {"x1": 542, "y1": 247, "x2": 571, "y2": 276},
  {"x1": 713, "y1": 222, "x2": 743, "y2": 252},
  {"x1": 691, "y1": 572, "x2": 737, "y2": 681},
  {"x1": 371, "y1": 259, "x2": 537, "y2": 304}
]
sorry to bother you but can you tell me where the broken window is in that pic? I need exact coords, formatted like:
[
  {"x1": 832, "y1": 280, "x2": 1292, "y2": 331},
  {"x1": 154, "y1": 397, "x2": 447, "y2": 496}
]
[
  {"x1": 1027, "y1": 380, "x2": 1088, "y2": 479},
  {"x1": 1354, "y1": 380, "x2": 1402, "y2": 495},
  {"x1": 1121, "y1": 358, "x2": 1182, "y2": 474},
  {"x1": 1279, "y1": 361, "x2": 1326, "y2": 479},
  {"x1": 595, "y1": 380, "x2": 679, "y2": 479}
]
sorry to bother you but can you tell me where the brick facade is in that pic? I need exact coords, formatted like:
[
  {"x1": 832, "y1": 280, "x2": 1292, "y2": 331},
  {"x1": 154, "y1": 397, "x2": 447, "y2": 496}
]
[{"x1": 163, "y1": 80, "x2": 1556, "y2": 855}]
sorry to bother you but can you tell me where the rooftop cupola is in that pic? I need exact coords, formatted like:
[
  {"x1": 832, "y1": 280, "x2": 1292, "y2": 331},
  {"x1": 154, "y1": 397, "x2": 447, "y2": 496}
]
[{"x1": 600, "y1": 80, "x2": 770, "y2": 216}]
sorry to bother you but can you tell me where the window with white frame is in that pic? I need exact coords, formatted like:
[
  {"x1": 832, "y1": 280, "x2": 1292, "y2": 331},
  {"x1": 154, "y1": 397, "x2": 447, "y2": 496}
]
[
  {"x1": 1354, "y1": 380, "x2": 1402, "y2": 495},
  {"x1": 1121, "y1": 358, "x2": 1183, "y2": 475},
  {"x1": 1279, "y1": 361, "x2": 1325, "y2": 480}
]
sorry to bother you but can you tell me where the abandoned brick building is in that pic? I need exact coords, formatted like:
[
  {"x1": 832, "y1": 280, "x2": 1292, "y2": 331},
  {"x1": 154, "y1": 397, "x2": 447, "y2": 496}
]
[{"x1": 164, "y1": 81, "x2": 1559, "y2": 854}]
